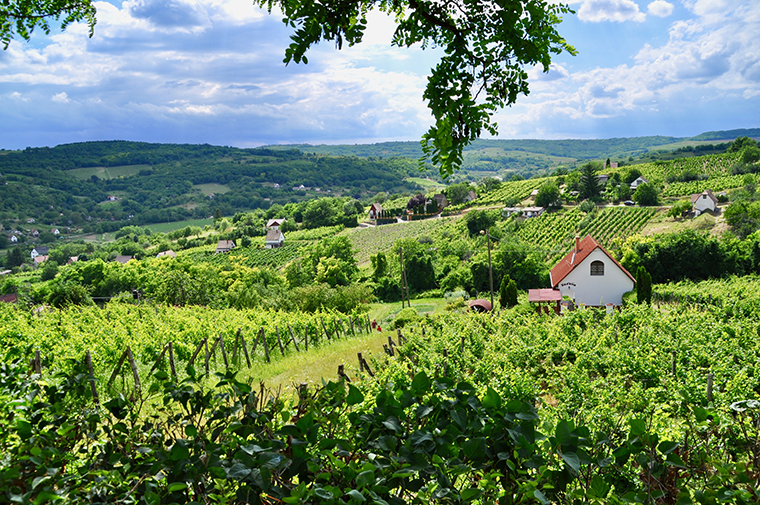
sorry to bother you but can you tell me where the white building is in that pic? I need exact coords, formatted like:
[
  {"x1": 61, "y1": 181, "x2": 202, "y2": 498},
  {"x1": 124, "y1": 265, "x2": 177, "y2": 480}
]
[
  {"x1": 630, "y1": 176, "x2": 650, "y2": 190},
  {"x1": 691, "y1": 190, "x2": 718, "y2": 216},
  {"x1": 550, "y1": 235, "x2": 635, "y2": 306},
  {"x1": 265, "y1": 230, "x2": 284, "y2": 249}
]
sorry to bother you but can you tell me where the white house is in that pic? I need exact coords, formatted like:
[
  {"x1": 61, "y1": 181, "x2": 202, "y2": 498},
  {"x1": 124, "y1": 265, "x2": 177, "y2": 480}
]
[
  {"x1": 691, "y1": 190, "x2": 718, "y2": 216},
  {"x1": 522, "y1": 207, "x2": 545, "y2": 218},
  {"x1": 630, "y1": 176, "x2": 650, "y2": 190},
  {"x1": 215, "y1": 240, "x2": 235, "y2": 254},
  {"x1": 265, "y1": 230, "x2": 285, "y2": 249},
  {"x1": 30, "y1": 246, "x2": 49, "y2": 259},
  {"x1": 368, "y1": 203, "x2": 383, "y2": 220},
  {"x1": 156, "y1": 250, "x2": 177, "y2": 259},
  {"x1": 267, "y1": 219, "x2": 285, "y2": 230},
  {"x1": 550, "y1": 235, "x2": 635, "y2": 306},
  {"x1": 9, "y1": 235, "x2": 18, "y2": 243}
]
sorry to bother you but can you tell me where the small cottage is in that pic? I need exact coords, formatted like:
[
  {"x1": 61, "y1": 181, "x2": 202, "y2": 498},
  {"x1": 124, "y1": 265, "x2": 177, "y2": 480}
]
[
  {"x1": 267, "y1": 219, "x2": 285, "y2": 230},
  {"x1": 156, "y1": 250, "x2": 177, "y2": 259},
  {"x1": 690, "y1": 190, "x2": 718, "y2": 216},
  {"x1": 432, "y1": 193, "x2": 449, "y2": 210},
  {"x1": 30, "y1": 246, "x2": 49, "y2": 259},
  {"x1": 215, "y1": 240, "x2": 236, "y2": 254},
  {"x1": 630, "y1": 176, "x2": 650, "y2": 190},
  {"x1": 114, "y1": 255, "x2": 134, "y2": 265},
  {"x1": 368, "y1": 203, "x2": 383, "y2": 220},
  {"x1": 550, "y1": 235, "x2": 635, "y2": 307},
  {"x1": 265, "y1": 230, "x2": 285, "y2": 249},
  {"x1": 522, "y1": 207, "x2": 545, "y2": 218}
]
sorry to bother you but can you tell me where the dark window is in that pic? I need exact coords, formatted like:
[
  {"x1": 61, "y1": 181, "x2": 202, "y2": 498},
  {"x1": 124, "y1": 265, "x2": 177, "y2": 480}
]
[{"x1": 590, "y1": 260, "x2": 604, "y2": 276}]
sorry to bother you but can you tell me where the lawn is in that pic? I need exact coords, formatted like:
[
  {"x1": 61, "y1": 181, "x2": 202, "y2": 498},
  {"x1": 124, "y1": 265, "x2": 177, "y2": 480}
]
[
  {"x1": 194, "y1": 183, "x2": 231, "y2": 196},
  {"x1": 144, "y1": 218, "x2": 213, "y2": 234},
  {"x1": 68, "y1": 165, "x2": 151, "y2": 180}
]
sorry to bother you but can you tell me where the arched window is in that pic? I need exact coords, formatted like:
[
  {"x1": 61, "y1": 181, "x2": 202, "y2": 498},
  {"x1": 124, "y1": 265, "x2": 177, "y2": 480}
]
[{"x1": 590, "y1": 260, "x2": 604, "y2": 276}]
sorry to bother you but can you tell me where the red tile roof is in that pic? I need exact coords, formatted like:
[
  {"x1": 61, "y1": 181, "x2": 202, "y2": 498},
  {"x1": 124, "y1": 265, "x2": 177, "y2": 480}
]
[{"x1": 550, "y1": 235, "x2": 635, "y2": 286}]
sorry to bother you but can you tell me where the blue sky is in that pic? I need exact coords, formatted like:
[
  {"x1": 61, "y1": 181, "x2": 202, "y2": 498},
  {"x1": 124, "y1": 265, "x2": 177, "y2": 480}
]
[{"x1": 0, "y1": 0, "x2": 758, "y2": 150}]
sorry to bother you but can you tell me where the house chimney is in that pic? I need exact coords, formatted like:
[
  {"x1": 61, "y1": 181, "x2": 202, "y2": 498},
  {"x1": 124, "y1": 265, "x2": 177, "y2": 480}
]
[{"x1": 575, "y1": 235, "x2": 580, "y2": 253}]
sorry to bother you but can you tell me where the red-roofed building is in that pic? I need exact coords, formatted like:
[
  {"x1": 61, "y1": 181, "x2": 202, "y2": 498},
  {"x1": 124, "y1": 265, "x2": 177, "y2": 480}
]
[{"x1": 550, "y1": 235, "x2": 635, "y2": 307}]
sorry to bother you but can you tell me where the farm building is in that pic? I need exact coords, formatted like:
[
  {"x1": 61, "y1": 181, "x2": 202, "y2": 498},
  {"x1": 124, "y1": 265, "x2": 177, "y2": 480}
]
[
  {"x1": 266, "y1": 230, "x2": 285, "y2": 249},
  {"x1": 267, "y1": 219, "x2": 285, "y2": 230},
  {"x1": 550, "y1": 235, "x2": 635, "y2": 307},
  {"x1": 691, "y1": 190, "x2": 718, "y2": 216},
  {"x1": 30, "y1": 246, "x2": 49, "y2": 259},
  {"x1": 630, "y1": 176, "x2": 649, "y2": 190},
  {"x1": 368, "y1": 203, "x2": 383, "y2": 220},
  {"x1": 156, "y1": 250, "x2": 177, "y2": 259},
  {"x1": 216, "y1": 240, "x2": 235, "y2": 254}
]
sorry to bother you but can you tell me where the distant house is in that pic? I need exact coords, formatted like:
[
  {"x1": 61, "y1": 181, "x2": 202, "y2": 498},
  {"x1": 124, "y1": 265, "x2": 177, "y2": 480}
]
[
  {"x1": 107, "y1": 195, "x2": 119, "y2": 202},
  {"x1": 464, "y1": 190, "x2": 477, "y2": 203},
  {"x1": 522, "y1": 207, "x2": 545, "y2": 218},
  {"x1": 215, "y1": 240, "x2": 235, "y2": 254},
  {"x1": 156, "y1": 250, "x2": 177, "y2": 259},
  {"x1": 27, "y1": 218, "x2": 35, "y2": 224},
  {"x1": 691, "y1": 190, "x2": 718, "y2": 216},
  {"x1": 550, "y1": 235, "x2": 635, "y2": 307},
  {"x1": 292, "y1": 184, "x2": 306, "y2": 191},
  {"x1": 433, "y1": 193, "x2": 449, "y2": 210},
  {"x1": 52, "y1": 228, "x2": 60, "y2": 235},
  {"x1": 597, "y1": 174, "x2": 610, "y2": 185},
  {"x1": 31, "y1": 229, "x2": 40, "y2": 238},
  {"x1": 273, "y1": 183, "x2": 280, "y2": 189},
  {"x1": 265, "y1": 230, "x2": 285, "y2": 249},
  {"x1": 30, "y1": 246, "x2": 49, "y2": 259},
  {"x1": 530, "y1": 189, "x2": 540, "y2": 198},
  {"x1": 9, "y1": 235, "x2": 17, "y2": 243},
  {"x1": 502, "y1": 207, "x2": 523, "y2": 217},
  {"x1": 610, "y1": 162, "x2": 619, "y2": 169},
  {"x1": 267, "y1": 219, "x2": 285, "y2": 230},
  {"x1": 368, "y1": 203, "x2": 383, "y2": 220},
  {"x1": 630, "y1": 176, "x2": 650, "y2": 190},
  {"x1": 67, "y1": 256, "x2": 79, "y2": 264},
  {"x1": 114, "y1": 255, "x2": 134, "y2": 265},
  {"x1": 33, "y1": 255, "x2": 49, "y2": 268}
]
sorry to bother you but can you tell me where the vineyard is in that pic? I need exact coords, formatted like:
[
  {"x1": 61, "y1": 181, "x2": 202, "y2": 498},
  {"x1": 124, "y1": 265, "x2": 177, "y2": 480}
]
[
  {"x1": 474, "y1": 177, "x2": 548, "y2": 206},
  {"x1": 514, "y1": 206, "x2": 657, "y2": 262},
  {"x1": 179, "y1": 241, "x2": 304, "y2": 269},
  {"x1": 5, "y1": 278, "x2": 760, "y2": 503},
  {"x1": 345, "y1": 216, "x2": 460, "y2": 264}
]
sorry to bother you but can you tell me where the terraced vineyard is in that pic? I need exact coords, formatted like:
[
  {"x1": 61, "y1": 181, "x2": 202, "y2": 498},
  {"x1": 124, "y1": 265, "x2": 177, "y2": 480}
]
[
  {"x1": 515, "y1": 206, "x2": 657, "y2": 262},
  {"x1": 475, "y1": 177, "x2": 548, "y2": 205},
  {"x1": 344, "y1": 216, "x2": 460, "y2": 264},
  {"x1": 179, "y1": 241, "x2": 304, "y2": 269}
]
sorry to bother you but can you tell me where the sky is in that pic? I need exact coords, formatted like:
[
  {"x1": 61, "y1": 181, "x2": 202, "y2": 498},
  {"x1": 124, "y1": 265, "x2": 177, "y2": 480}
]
[{"x1": 0, "y1": 0, "x2": 758, "y2": 150}]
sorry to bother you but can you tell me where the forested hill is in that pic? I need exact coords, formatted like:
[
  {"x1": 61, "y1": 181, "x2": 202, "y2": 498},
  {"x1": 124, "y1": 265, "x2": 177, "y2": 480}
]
[
  {"x1": 0, "y1": 141, "x2": 422, "y2": 233},
  {"x1": 272, "y1": 128, "x2": 760, "y2": 178}
]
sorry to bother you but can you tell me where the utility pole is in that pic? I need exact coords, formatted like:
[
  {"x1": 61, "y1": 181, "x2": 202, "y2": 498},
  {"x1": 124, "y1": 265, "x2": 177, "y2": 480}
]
[{"x1": 480, "y1": 229, "x2": 494, "y2": 309}]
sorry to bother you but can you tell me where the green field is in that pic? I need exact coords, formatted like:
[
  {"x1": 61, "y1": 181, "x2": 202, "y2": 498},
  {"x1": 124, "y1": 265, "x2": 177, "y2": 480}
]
[
  {"x1": 67, "y1": 164, "x2": 150, "y2": 180},
  {"x1": 144, "y1": 218, "x2": 213, "y2": 234},
  {"x1": 193, "y1": 183, "x2": 231, "y2": 195}
]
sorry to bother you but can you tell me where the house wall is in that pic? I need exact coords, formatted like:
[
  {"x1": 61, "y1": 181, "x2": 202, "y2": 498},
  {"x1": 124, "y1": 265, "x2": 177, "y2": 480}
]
[
  {"x1": 694, "y1": 195, "x2": 716, "y2": 213},
  {"x1": 555, "y1": 249, "x2": 634, "y2": 306}
]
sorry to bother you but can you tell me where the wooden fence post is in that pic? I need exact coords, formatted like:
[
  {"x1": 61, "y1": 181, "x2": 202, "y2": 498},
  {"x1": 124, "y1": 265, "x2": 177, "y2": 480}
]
[
  {"x1": 126, "y1": 346, "x2": 141, "y2": 396},
  {"x1": 232, "y1": 328, "x2": 241, "y2": 364},
  {"x1": 86, "y1": 350, "x2": 99, "y2": 405},
  {"x1": 204, "y1": 338, "x2": 210, "y2": 373},
  {"x1": 275, "y1": 327, "x2": 285, "y2": 356},
  {"x1": 338, "y1": 364, "x2": 350, "y2": 382},
  {"x1": 304, "y1": 325, "x2": 309, "y2": 351},
  {"x1": 218, "y1": 335, "x2": 229, "y2": 369},
  {"x1": 189, "y1": 338, "x2": 207, "y2": 368},
  {"x1": 321, "y1": 317, "x2": 331, "y2": 341},
  {"x1": 260, "y1": 327, "x2": 270, "y2": 363},
  {"x1": 288, "y1": 325, "x2": 300, "y2": 352},
  {"x1": 240, "y1": 330, "x2": 252, "y2": 368}
]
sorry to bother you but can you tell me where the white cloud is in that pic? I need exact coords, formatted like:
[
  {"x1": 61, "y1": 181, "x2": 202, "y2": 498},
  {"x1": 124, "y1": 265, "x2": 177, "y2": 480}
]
[
  {"x1": 576, "y1": 0, "x2": 646, "y2": 23},
  {"x1": 51, "y1": 92, "x2": 70, "y2": 103},
  {"x1": 647, "y1": 0, "x2": 674, "y2": 17}
]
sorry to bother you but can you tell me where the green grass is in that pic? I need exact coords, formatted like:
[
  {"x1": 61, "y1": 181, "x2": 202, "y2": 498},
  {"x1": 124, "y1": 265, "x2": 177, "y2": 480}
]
[
  {"x1": 144, "y1": 218, "x2": 213, "y2": 234},
  {"x1": 194, "y1": 183, "x2": 231, "y2": 196},
  {"x1": 367, "y1": 297, "x2": 449, "y2": 325},
  {"x1": 405, "y1": 177, "x2": 444, "y2": 190},
  {"x1": 233, "y1": 332, "x2": 390, "y2": 394},
  {"x1": 67, "y1": 165, "x2": 150, "y2": 180}
]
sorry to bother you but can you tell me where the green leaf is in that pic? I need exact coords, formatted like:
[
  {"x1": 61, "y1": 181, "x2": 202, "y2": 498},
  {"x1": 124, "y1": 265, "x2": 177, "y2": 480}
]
[
  {"x1": 314, "y1": 487, "x2": 334, "y2": 500},
  {"x1": 167, "y1": 482, "x2": 188, "y2": 492},
  {"x1": 629, "y1": 418, "x2": 647, "y2": 436},
  {"x1": 561, "y1": 452, "x2": 580, "y2": 473},
  {"x1": 227, "y1": 462, "x2": 252, "y2": 480},
  {"x1": 659, "y1": 440, "x2": 679, "y2": 455},
  {"x1": 482, "y1": 387, "x2": 501, "y2": 409},
  {"x1": 461, "y1": 488, "x2": 483, "y2": 501},
  {"x1": 555, "y1": 420, "x2": 572, "y2": 446},
  {"x1": 590, "y1": 475, "x2": 610, "y2": 498},
  {"x1": 356, "y1": 470, "x2": 375, "y2": 488},
  {"x1": 346, "y1": 489, "x2": 366, "y2": 502},
  {"x1": 16, "y1": 420, "x2": 32, "y2": 439},
  {"x1": 411, "y1": 371, "x2": 431, "y2": 395},
  {"x1": 169, "y1": 441, "x2": 190, "y2": 461},
  {"x1": 346, "y1": 384, "x2": 364, "y2": 406}
]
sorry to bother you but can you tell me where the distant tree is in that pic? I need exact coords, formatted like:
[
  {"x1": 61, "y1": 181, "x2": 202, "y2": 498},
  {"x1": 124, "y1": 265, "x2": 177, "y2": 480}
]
[
  {"x1": 636, "y1": 266, "x2": 652, "y2": 304},
  {"x1": 40, "y1": 262, "x2": 59, "y2": 281},
  {"x1": 728, "y1": 136, "x2": 758, "y2": 153},
  {"x1": 370, "y1": 252, "x2": 388, "y2": 281},
  {"x1": 667, "y1": 200, "x2": 692, "y2": 219},
  {"x1": 578, "y1": 199, "x2": 596, "y2": 214},
  {"x1": 213, "y1": 208, "x2": 223, "y2": 220},
  {"x1": 499, "y1": 275, "x2": 518, "y2": 309},
  {"x1": 5, "y1": 246, "x2": 24, "y2": 268},
  {"x1": 465, "y1": 210, "x2": 496, "y2": 237},
  {"x1": 534, "y1": 182, "x2": 561, "y2": 208},
  {"x1": 605, "y1": 157, "x2": 611, "y2": 169},
  {"x1": 624, "y1": 168, "x2": 642, "y2": 184},
  {"x1": 510, "y1": 174, "x2": 524, "y2": 182},
  {"x1": 477, "y1": 177, "x2": 501, "y2": 193},
  {"x1": 579, "y1": 163, "x2": 601, "y2": 200},
  {"x1": 0, "y1": 0, "x2": 96, "y2": 49},
  {"x1": 407, "y1": 194, "x2": 427, "y2": 210},
  {"x1": 633, "y1": 183, "x2": 659, "y2": 206},
  {"x1": 742, "y1": 146, "x2": 760, "y2": 164},
  {"x1": 445, "y1": 183, "x2": 472, "y2": 205}
]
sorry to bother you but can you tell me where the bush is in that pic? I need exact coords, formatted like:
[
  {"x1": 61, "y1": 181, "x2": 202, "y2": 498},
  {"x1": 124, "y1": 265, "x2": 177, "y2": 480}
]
[{"x1": 393, "y1": 307, "x2": 421, "y2": 329}]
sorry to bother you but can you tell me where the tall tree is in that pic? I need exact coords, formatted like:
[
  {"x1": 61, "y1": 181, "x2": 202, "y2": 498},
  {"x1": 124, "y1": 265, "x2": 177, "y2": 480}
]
[
  {"x1": 636, "y1": 266, "x2": 652, "y2": 305},
  {"x1": 579, "y1": 163, "x2": 600, "y2": 200},
  {"x1": 1, "y1": 0, "x2": 96, "y2": 48},
  {"x1": 255, "y1": 0, "x2": 575, "y2": 177}
]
